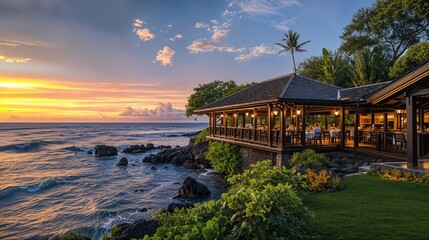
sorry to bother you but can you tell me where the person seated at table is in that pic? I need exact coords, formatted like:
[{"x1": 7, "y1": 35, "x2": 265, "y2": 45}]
[
  {"x1": 314, "y1": 124, "x2": 321, "y2": 133},
  {"x1": 286, "y1": 124, "x2": 295, "y2": 131}
]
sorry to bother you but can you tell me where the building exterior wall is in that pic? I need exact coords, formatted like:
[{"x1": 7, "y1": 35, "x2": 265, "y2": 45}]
[{"x1": 240, "y1": 146, "x2": 289, "y2": 170}]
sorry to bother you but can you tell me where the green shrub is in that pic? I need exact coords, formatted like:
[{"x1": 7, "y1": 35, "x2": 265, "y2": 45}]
[
  {"x1": 44, "y1": 230, "x2": 87, "y2": 240},
  {"x1": 205, "y1": 141, "x2": 242, "y2": 176},
  {"x1": 289, "y1": 149, "x2": 330, "y2": 168},
  {"x1": 194, "y1": 128, "x2": 209, "y2": 145},
  {"x1": 369, "y1": 168, "x2": 429, "y2": 185},
  {"x1": 305, "y1": 169, "x2": 344, "y2": 192},
  {"x1": 228, "y1": 160, "x2": 307, "y2": 190},
  {"x1": 146, "y1": 160, "x2": 313, "y2": 240}
]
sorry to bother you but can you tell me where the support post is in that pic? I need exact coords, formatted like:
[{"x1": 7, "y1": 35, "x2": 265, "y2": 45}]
[
  {"x1": 340, "y1": 107, "x2": 346, "y2": 148},
  {"x1": 267, "y1": 105, "x2": 272, "y2": 146},
  {"x1": 383, "y1": 113, "x2": 388, "y2": 147},
  {"x1": 280, "y1": 105, "x2": 286, "y2": 149},
  {"x1": 406, "y1": 95, "x2": 418, "y2": 168},
  {"x1": 354, "y1": 113, "x2": 359, "y2": 148},
  {"x1": 301, "y1": 106, "x2": 306, "y2": 146}
]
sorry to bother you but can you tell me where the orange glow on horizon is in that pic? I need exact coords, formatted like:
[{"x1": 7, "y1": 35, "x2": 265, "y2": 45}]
[{"x1": 0, "y1": 76, "x2": 191, "y2": 122}]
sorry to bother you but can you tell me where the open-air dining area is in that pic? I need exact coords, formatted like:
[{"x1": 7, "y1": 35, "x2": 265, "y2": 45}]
[{"x1": 196, "y1": 61, "x2": 429, "y2": 169}]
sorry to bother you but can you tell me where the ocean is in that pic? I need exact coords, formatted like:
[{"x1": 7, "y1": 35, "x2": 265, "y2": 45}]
[{"x1": 0, "y1": 123, "x2": 225, "y2": 240}]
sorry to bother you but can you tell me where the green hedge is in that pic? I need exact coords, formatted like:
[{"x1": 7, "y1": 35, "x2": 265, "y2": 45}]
[{"x1": 289, "y1": 149, "x2": 330, "y2": 168}]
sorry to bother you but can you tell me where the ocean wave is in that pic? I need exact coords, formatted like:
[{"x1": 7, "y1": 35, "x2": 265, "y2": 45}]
[
  {"x1": 0, "y1": 140, "x2": 64, "y2": 152},
  {"x1": 0, "y1": 179, "x2": 65, "y2": 198},
  {"x1": 63, "y1": 146, "x2": 92, "y2": 152}
]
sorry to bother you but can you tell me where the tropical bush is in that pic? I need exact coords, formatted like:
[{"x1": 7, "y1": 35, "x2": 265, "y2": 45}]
[
  {"x1": 145, "y1": 160, "x2": 313, "y2": 240},
  {"x1": 228, "y1": 160, "x2": 307, "y2": 190},
  {"x1": 289, "y1": 149, "x2": 330, "y2": 168},
  {"x1": 193, "y1": 128, "x2": 209, "y2": 145},
  {"x1": 205, "y1": 141, "x2": 242, "y2": 176},
  {"x1": 368, "y1": 168, "x2": 429, "y2": 184},
  {"x1": 305, "y1": 169, "x2": 344, "y2": 192}
]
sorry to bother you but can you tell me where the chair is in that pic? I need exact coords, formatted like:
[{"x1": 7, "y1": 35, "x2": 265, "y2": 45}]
[
  {"x1": 323, "y1": 130, "x2": 330, "y2": 143},
  {"x1": 393, "y1": 134, "x2": 406, "y2": 151},
  {"x1": 293, "y1": 131, "x2": 302, "y2": 144},
  {"x1": 331, "y1": 131, "x2": 340, "y2": 143},
  {"x1": 369, "y1": 132, "x2": 378, "y2": 145},
  {"x1": 312, "y1": 132, "x2": 322, "y2": 147}
]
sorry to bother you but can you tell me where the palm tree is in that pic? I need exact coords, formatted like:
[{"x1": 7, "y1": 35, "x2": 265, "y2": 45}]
[{"x1": 276, "y1": 30, "x2": 311, "y2": 73}]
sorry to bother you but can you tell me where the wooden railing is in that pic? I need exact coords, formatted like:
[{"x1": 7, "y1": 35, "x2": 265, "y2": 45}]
[{"x1": 211, "y1": 126, "x2": 299, "y2": 148}]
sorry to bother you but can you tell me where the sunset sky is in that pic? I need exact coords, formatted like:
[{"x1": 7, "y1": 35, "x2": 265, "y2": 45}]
[{"x1": 0, "y1": 0, "x2": 375, "y2": 122}]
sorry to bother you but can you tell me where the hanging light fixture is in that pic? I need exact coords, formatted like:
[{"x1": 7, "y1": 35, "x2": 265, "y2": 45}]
[
  {"x1": 251, "y1": 114, "x2": 254, "y2": 118},
  {"x1": 220, "y1": 114, "x2": 224, "y2": 118},
  {"x1": 334, "y1": 108, "x2": 339, "y2": 116},
  {"x1": 246, "y1": 112, "x2": 249, "y2": 116},
  {"x1": 273, "y1": 110, "x2": 278, "y2": 115},
  {"x1": 296, "y1": 110, "x2": 301, "y2": 115},
  {"x1": 233, "y1": 113, "x2": 237, "y2": 117}
]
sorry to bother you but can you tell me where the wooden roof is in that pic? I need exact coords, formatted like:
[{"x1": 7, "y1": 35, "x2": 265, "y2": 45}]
[
  {"x1": 194, "y1": 74, "x2": 293, "y2": 113},
  {"x1": 279, "y1": 75, "x2": 342, "y2": 103},
  {"x1": 339, "y1": 82, "x2": 391, "y2": 102},
  {"x1": 366, "y1": 61, "x2": 429, "y2": 105}
]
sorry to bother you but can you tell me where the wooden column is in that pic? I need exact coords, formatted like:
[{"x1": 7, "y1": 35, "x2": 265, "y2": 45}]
[
  {"x1": 223, "y1": 112, "x2": 227, "y2": 136},
  {"x1": 354, "y1": 113, "x2": 360, "y2": 148},
  {"x1": 371, "y1": 114, "x2": 375, "y2": 125},
  {"x1": 340, "y1": 107, "x2": 346, "y2": 148},
  {"x1": 383, "y1": 113, "x2": 388, "y2": 147},
  {"x1": 301, "y1": 106, "x2": 306, "y2": 146},
  {"x1": 406, "y1": 95, "x2": 418, "y2": 168},
  {"x1": 267, "y1": 105, "x2": 272, "y2": 147},
  {"x1": 280, "y1": 105, "x2": 286, "y2": 149}
]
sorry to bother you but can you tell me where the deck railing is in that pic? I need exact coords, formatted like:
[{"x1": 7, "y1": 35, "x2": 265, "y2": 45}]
[{"x1": 212, "y1": 126, "x2": 294, "y2": 148}]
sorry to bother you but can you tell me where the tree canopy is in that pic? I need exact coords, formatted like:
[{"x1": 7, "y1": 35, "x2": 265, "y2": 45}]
[
  {"x1": 185, "y1": 80, "x2": 256, "y2": 117},
  {"x1": 389, "y1": 42, "x2": 429, "y2": 78},
  {"x1": 348, "y1": 46, "x2": 389, "y2": 86},
  {"x1": 341, "y1": 0, "x2": 429, "y2": 66}
]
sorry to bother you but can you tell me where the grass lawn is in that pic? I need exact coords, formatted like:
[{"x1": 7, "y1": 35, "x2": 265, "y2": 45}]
[{"x1": 299, "y1": 174, "x2": 429, "y2": 240}]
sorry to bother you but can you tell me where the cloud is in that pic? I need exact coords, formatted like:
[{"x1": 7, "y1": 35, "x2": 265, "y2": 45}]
[
  {"x1": 155, "y1": 46, "x2": 175, "y2": 66},
  {"x1": 233, "y1": 0, "x2": 299, "y2": 15},
  {"x1": 0, "y1": 42, "x2": 19, "y2": 47},
  {"x1": 272, "y1": 17, "x2": 297, "y2": 31},
  {"x1": 119, "y1": 103, "x2": 185, "y2": 119},
  {"x1": 0, "y1": 55, "x2": 32, "y2": 63},
  {"x1": 235, "y1": 44, "x2": 277, "y2": 62},
  {"x1": 134, "y1": 18, "x2": 144, "y2": 27},
  {"x1": 187, "y1": 38, "x2": 244, "y2": 53},
  {"x1": 167, "y1": 24, "x2": 172, "y2": 28},
  {"x1": 133, "y1": 28, "x2": 155, "y2": 41},
  {"x1": 169, "y1": 34, "x2": 183, "y2": 42},
  {"x1": 195, "y1": 22, "x2": 209, "y2": 28}
]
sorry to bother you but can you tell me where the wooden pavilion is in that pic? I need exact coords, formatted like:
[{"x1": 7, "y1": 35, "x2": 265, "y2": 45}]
[{"x1": 194, "y1": 62, "x2": 429, "y2": 168}]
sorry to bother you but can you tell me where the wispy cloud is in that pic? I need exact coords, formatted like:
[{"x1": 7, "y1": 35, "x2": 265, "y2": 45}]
[
  {"x1": 0, "y1": 39, "x2": 38, "y2": 47},
  {"x1": 155, "y1": 46, "x2": 175, "y2": 66},
  {"x1": 232, "y1": 0, "x2": 299, "y2": 15},
  {"x1": 133, "y1": 18, "x2": 144, "y2": 27},
  {"x1": 169, "y1": 34, "x2": 183, "y2": 42},
  {"x1": 187, "y1": 7, "x2": 241, "y2": 54},
  {"x1": 235, "y1": 44, "x2": 278, "y2": 62},
  {"x1": 195, "y1": 22, "x2": 209, "y2": 28},
  {"x1": 272, "y1": 17, "x2": 297, "y2": 31},
  {"x1": 0, "y1": 55, "x2": 32, "y2": 63},
  {"x1": 133, "y1": 28, "x2": 155, "y2": 41},
  {"x1": 119, "y1": 102, "x2": 185, "y2": 119}
]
